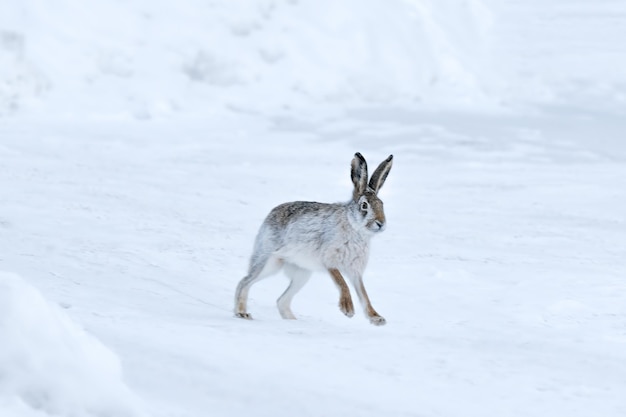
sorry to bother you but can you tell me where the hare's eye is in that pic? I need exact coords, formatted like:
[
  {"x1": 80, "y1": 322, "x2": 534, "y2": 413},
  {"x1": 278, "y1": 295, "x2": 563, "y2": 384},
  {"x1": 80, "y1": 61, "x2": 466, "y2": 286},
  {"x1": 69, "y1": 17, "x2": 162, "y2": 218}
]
[{"x1": 361, "y1": 201, "x2": 369, "y2": 210}]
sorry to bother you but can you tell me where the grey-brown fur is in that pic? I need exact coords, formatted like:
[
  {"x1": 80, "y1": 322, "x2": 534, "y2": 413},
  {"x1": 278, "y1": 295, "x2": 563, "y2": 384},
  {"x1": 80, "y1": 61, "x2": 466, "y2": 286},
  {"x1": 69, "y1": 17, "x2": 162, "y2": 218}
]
[{"x1": 234, "y1": 152, "x2": 393, "y2": 325}]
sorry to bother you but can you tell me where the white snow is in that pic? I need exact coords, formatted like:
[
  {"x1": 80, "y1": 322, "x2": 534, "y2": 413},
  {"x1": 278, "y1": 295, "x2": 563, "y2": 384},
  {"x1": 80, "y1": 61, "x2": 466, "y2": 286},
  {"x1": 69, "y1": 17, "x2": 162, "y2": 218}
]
[
  {"x1": 0, "y1": 273, "x2": 143, "y2": 417},
  {"x1": 0, "y1": 0, "x2": 500, "y2": 119},
  {"x1": 1, "y1": 1, "x2": 626, "y2": 417}
]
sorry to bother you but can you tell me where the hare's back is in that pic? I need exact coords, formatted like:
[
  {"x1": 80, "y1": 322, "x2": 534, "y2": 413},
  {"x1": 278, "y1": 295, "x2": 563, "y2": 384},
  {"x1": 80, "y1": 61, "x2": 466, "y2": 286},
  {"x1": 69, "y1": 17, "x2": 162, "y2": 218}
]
[{"x1": 264, "y1": 201, "x2": 339, "y2": 229}]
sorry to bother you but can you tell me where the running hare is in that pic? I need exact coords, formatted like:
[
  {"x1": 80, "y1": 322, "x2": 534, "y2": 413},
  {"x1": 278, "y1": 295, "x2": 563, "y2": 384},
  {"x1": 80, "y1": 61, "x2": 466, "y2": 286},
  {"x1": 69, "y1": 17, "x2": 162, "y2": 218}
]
[{"x1": 234, "y1": 152, "x2": 393, "y2": 325}]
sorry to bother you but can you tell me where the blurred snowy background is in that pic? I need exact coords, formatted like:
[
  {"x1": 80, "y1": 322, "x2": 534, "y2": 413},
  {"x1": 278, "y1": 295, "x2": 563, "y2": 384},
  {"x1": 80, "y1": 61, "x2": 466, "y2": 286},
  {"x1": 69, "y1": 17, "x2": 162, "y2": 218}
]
[
  {"x1": 1, "y1": 1, "x2": 626, "y2": 417},
  {"x1": 2, "y1": 0, "x2": 625, "y2": 119}
]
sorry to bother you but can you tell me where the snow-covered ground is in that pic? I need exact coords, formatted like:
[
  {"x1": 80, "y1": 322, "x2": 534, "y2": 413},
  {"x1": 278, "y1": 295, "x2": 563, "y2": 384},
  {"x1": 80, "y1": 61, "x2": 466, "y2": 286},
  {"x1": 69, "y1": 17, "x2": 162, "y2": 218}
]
[
  {"x1": 1, "y1": 1, "x2": 626, "y2": 417},
  {"x1": 2, "y1": 109, "x2": 625, "y2": 416}
]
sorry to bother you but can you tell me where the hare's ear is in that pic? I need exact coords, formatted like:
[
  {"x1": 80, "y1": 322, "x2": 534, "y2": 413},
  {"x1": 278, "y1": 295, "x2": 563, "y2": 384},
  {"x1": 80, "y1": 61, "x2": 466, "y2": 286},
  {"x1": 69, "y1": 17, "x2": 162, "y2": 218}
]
[
  {"x1": 351, "y1": 152, "x2": 368, "y2": 199},
  {"x1": 369, "y1": 155, "x2": 393, "y2": 193}
]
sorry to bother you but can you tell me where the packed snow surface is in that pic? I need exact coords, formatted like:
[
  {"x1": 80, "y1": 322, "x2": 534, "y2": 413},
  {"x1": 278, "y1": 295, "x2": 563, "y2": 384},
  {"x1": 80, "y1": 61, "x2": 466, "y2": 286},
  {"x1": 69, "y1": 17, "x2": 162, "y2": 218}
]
[
  {"x1": 2, "y1": 109, "x2": 626, "y2": 416},
  {"x1": 1, "y1": 1, "x2": 626, "y2": 417}
]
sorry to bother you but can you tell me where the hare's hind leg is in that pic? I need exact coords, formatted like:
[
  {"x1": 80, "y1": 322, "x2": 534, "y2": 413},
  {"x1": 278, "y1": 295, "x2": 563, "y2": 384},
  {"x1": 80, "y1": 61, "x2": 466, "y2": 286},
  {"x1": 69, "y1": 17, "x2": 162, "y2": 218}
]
[
  {"x1": 328, "y1": 269, "x2": 355, "y2": 318},
  {"x1": 235, "y1": 254, "x2": 283, "y2": 319},
  {"x1": 277, "y1": 263, "x2": 311, "y2": 320}
]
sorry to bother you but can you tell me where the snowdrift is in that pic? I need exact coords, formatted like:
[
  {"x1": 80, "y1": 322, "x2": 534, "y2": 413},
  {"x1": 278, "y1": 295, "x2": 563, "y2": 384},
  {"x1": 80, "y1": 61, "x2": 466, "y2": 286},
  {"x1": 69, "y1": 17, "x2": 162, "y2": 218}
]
[
  {"x1": 0, "y1": 272, "x2": 143, "y2": 417},
  {"x1": 0, "y1": 0, "x2": 495, "y2": 119}
]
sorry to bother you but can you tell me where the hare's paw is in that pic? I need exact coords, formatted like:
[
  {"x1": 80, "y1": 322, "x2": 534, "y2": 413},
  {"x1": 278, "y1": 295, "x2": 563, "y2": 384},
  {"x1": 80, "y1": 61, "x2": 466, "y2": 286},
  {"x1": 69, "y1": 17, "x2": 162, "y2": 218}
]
[
  {"x1": 339, "y1": 298, "x2": 355, "y2": 318},
  {"x1": 369, "y1": 315, "x2": 386, "y2": 326},
  {"x1": 235, "y1": 312, "x2": 253, "y2": 320},
  {"x1": 279, "y1": 310, "x2": 297, "y2": 320}
]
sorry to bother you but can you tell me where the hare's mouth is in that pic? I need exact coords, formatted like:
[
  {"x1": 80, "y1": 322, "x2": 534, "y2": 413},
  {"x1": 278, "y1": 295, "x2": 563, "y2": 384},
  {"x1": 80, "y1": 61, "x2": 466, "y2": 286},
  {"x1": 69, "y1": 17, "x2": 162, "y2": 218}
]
[{"x1": 368, "y1": 220, "x2": 386, "y2": 233}]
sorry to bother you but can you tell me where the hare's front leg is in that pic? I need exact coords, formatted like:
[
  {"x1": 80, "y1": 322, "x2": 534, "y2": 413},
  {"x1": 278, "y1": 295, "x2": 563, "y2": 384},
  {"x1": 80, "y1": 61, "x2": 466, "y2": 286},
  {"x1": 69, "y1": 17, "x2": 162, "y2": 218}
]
[
  {"x1": 277, "y1": 263, "x2": 311, "y2": 319},
  {"x1": 328, "y1": 269, "x2": 355, "y2": 318},
  {"x1": 350, "y1": 273, "x2": 386, "y2": 326}
]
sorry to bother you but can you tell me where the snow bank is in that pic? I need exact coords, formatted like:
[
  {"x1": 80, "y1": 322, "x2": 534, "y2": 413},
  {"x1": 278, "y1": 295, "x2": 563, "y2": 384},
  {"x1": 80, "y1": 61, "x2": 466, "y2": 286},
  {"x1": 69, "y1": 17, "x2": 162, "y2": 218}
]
[
  {"x1": 0, "y1": 30, "x2": 48, "y2": 116},
  {"x1": 0, "y1": 272, "x2": 143, "y2": 417},
  {"x1": 0, "y1": 0, "x2": 495, "y2": 119}
]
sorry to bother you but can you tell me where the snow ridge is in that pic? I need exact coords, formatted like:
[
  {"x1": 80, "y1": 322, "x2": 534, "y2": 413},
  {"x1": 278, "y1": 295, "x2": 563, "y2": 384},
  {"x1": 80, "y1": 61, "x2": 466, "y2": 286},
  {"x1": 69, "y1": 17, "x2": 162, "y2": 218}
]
[{"x1": 0, "y1": 272, "x2": 144, "y2": 417}]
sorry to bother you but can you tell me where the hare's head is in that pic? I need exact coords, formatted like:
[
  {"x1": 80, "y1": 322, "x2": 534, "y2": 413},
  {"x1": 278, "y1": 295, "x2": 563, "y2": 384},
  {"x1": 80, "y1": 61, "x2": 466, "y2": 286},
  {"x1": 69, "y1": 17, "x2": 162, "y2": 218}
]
[{"x1": 350, "y1": 152, "x2": 393, "y2": 233}]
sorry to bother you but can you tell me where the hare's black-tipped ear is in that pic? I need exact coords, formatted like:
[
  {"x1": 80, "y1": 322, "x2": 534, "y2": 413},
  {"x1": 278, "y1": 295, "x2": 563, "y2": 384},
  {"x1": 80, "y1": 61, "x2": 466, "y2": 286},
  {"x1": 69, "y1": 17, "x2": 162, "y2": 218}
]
[
  {"x1": 369, "y1": 155, "x2": 393, "y2": 193},
  {"x1": 351, "y1": 152, "x2": 368, "y2": 199}
]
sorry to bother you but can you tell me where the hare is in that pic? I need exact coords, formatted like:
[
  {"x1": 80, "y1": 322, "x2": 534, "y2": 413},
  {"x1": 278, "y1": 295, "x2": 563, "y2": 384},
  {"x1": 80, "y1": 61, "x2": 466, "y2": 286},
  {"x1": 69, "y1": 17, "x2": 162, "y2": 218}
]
[{"x1": 234, "y1": 152, "x2": 393, "y2": 325}]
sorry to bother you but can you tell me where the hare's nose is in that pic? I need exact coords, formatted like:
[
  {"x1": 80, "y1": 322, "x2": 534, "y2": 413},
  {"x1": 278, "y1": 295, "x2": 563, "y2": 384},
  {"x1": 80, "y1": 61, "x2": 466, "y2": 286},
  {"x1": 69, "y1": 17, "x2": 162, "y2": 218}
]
[{"x1": 375, "y1": 220, "x2": 384, "y2": 229}]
